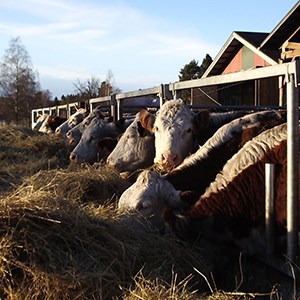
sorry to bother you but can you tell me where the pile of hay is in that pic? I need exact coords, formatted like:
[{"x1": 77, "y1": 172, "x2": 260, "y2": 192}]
[
  {"x1": 0, "y1": 125, "x2": 69, "y2": 194},
  {"x1": 0, "y1": 178, "x2": 209, "y2": 299}
]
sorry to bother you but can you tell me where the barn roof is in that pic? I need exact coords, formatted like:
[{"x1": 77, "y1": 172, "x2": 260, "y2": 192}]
[
  {"x1": 203, "y1": 1, "x2": 300, "y2": 78},
  {"x1": 259, "y1": 1, "x2": 300, "y2": 50}
]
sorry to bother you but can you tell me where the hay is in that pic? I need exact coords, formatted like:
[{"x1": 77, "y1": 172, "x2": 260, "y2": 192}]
[
  {"x1": 18, "y1": 164, "x2": 131, "y2": 204},
  {"x1": 0, "y1": 177, "x2": 209, "y2": 299},
  {"x1": 122, "y1": 270, "x2": 199, "y2": 300},
  {"x1": 0, "y1": 125, "x2": 69, "y2": 194}
]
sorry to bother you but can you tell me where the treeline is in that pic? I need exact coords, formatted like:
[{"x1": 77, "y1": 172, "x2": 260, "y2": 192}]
[
  {"x1": 0, "y1": 38, "x2": 120, "y2": 126},
  {"x1": 0, "y1": 36, "x2": 212, "y2": 126}
]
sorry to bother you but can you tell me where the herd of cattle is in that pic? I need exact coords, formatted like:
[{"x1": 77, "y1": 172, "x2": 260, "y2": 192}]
[{"x1": 33, "y1": 99, "x2": 300, "y2": 255}]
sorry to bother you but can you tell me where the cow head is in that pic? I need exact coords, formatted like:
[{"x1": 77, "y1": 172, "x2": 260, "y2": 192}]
[
  {"x1": 106, "y1": 109, "x2": 155, "y2": 173},
  {"x1": 118, "y1": 170, "x2": 184, "y2": 229},
  {"x1": 152, "y1": 99, "x2": 197, "y2": 171}
]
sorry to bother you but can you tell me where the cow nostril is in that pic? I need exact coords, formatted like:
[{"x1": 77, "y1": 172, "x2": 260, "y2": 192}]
[
  {"x1": 55, "y1": 128, "x2": 61, "y2": 135},
  {"x1": 69, "y1": 152, "x2": 77, "y2": 162},
  {"x1": 66, "y1": 131, "x2": 72, "y2": 138},
  {"x1": 162, "y1": 152, "x2": 177, "y2": 166}
]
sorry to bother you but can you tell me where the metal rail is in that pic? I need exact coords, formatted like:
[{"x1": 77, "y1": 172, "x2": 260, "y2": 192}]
[{"x1": 31, "y1": 61, "x2": 299, "y2": 262}]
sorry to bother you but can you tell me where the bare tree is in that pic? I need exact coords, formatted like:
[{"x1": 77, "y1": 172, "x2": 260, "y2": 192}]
[
  {"x1": 0, "y1": 37, "x2": 40, "y2": 125},
  {"x1": 74, "y1": 71, "x2": 121, "y2": 101},
  {"x1": 105, "y1": 69, "x2": 121, "y2": 94},
  {"x1": 74, "y1": 76, "x2": 101, "y2": 100}
]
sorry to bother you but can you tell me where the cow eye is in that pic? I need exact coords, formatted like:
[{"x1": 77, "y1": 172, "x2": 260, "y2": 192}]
[
  {"x1": 154, "y1": 126, "x2": 159, "y2": 132},
  {"x1": 186, "y1": 128, "x2": 193, "y2": 133},
  {"x1": 137, "y1": 201, "x2": 151, "y2": 211}
]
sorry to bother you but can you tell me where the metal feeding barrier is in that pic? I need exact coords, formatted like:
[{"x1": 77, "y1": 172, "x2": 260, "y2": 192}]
[{"x1": 31, "y1": 60, "x2": 300, "y2": 266}]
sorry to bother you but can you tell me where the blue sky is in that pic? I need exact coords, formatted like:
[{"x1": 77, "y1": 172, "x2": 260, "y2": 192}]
[{"x1": 0, "y1": 0, "x2": 298, "y2": 98}]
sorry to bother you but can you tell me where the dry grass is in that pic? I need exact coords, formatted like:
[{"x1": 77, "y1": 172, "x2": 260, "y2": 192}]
[
  {"x1": 0, "y1": 125, "x2": 294, "y2": 300},
  {"x1": 0, "y1": 177, "x2": 209, "y2": 299},
  {"x1": 0, "y1": 124, "x2": 69, "y2": 194}
]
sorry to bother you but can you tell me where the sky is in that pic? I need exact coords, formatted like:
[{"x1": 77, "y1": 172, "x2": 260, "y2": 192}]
[{"x1": 0, "y1": 0, "x2": 298, "y2": 99}]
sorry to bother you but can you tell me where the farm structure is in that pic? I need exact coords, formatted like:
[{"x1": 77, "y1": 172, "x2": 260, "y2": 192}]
[{"x1": 31, "y1": 2, "x2": 300, "y2": 267}]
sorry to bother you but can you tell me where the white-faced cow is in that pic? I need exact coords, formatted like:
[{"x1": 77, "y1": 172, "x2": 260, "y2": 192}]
[
  {"x1": 165, "y1": 122, "x2": 299, "y2": 255},
  {"x1": 33, "y1": 114, "x2": 67, "y2": 134},
  {"x1": 66, "y1": 105, "x2": 111, "y2": 149},
  {"x1": 69, "y1": 116, "x2": 133, "y2": 164},
  {"x1": 118, "y1": 110, "x2": 288, "y2": 230},
  {"x1": 106, "y1": 109, "x2": 155, "y2": 175},
  {"x1": 55, "y1": 106, "x2": 89, "y2": 141},
  {"x1": 142, "y1": 99, "x2": 251, "y2": 171}
]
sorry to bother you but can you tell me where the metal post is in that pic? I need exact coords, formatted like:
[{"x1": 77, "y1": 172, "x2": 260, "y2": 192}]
[
  {"x1": 286, "y1": 70, "x2": 299, "y2": 262},
  {"x1": 265, "y1": 163, "x2": 275, "y2": 254},
  {"x1": 110, "y1": 94, "x2": 117, "y2": 122},
  {"x1": 116, "y1": 99, "x2": 122, "y2": 121}
]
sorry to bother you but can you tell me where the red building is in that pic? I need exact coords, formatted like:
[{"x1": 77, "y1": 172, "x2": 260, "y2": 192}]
[{"x1": 193, "y1": 2, "x2": 300, "y2": 107}]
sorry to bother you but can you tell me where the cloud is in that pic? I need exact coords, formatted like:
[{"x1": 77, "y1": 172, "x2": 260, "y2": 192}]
[{"x1": 0, "y1": 0, "x2": 218, "y2": 97}]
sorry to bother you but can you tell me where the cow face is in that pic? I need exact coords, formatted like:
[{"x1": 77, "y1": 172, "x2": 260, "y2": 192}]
[
  {"x1": 152, "y1": 99, "x2": 196, "y2": 171},
  {"x1": 55, "y1": 107, "x2": 87, "y2": 140},
  {"x1": 69, "y1": 117, "x2": 132, "y2": 164},
  {"x1": 118, "y1": 170, "x2": 182, "y2": 229},
  {"x1": 107, "y1": 110, "x2": 155, "y2": 173}
]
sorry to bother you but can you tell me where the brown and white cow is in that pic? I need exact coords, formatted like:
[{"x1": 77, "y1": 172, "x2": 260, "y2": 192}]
[
  {"x1": 165, "y1": 122, "x2": 299, "y2": 255},
  {"x1": 55, "y1": 106, "x2": 89, "y2": 141},
  {"x1": 106, "y1": 109, "x2": 155, "y2": 175},
  {"x1": 66, "y1": 105, "x2": 111, "y2": 149},
  {"x1": 142, "y1": 99, "x2": 251, "y2": 171},
  {"x1": 118, "y1": 110, "x2": 288, "y2": 230},
  {"x1": 69, "y1": 116, "x2": 133, "y2": 164},
  {"x1": 33, "y1": 114, "x2": 67, "y2": 134}
]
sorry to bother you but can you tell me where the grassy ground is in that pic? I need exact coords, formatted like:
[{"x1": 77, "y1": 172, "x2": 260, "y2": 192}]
[{"x1": 0, "y1": 125, "x2": 297, "y2": 299}]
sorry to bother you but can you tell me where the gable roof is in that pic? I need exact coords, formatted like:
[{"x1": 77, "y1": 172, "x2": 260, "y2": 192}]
[
  {"x1": 259, "y1": 1, "x2": 300, "y2": 50},
  {"x1": 202, "y1": 31, "x2": 277, "y2": 77},
  {"x1": 203, "y1": 1, "x2": 300, "y2": 78}
]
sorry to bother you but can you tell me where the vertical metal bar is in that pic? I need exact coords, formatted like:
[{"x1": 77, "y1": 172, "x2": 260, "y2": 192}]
[
  {"x1": 286, "y1": 70, "x2": 299, "y2": 262},
  {"x1": 265, "y1": 163, "x2": 275, "y2": 254},
  {"x1": 278, "y1": 76, "x2": 284, "y2": 106},
  {"x1": 116, "y1": 99, "x2": 122, "y2": 121},
  {"x1": 159, "y1": 84, "x2": 164, "y2": 108},
  {"x1": 110, "y1": 94, "x2": 116, "y2": 122}
]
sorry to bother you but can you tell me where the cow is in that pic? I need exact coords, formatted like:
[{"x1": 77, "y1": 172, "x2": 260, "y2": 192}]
[
  {"x1": 165, "y1": 122, "x2": 299, "y2": 255},
  {"x1": 33, "y1": 114, "x2": 67, "y2": 134},
  {"x1": 141, "y1": 99, "x2": 251, "y2": 171},
  {"x1": 66, "y1": 105, "x2": 111, "y2": 149},
  {"x1": 55, "y1": 106, "x2": 89, "y2": 141},
  {"x1": 117, "y1": 110, "x2": 288, "y2": 230},
  {"x1": 69, "y1": 116, "x2": 134, "y2": 164},
  {"x1": 106, "y1": 109, "x2": 155, "y2": 175}
]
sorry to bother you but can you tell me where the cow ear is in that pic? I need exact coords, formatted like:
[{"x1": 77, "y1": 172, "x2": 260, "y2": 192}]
[
  {"x1": 139, "y1": 109, "x2": 155, "y2": 132},
  {"x1": 115, "y1": 118, "x2": 125, "y2": 128},
  {"x1": 179, "y1": 190, "x2": 200, "y2": 207},
  {"x1": 97, "y1": 137, "x2": 118, "y2": 151},
  {"x1": 193, "y1": 110, "x2": 210, "y2": 131},
  {"x1": 137, "y1": 121, "x2": 147, "y2": 137}
]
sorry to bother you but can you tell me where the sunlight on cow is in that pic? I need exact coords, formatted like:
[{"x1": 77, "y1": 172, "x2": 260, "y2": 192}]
[
  {"x1": 55, "y1": 106, "x2": 89, "y2": 141},
  {"x1": 69, "y1": 116, "x2": 133, "y2": 164},
  {"x1": 106, "y1": 109, "x2": 155, "y2": 174}
]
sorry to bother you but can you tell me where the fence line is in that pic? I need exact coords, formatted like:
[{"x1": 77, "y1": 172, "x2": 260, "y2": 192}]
[{"x1": 31, "y1": 61, "x2": 300, "y2": 264}]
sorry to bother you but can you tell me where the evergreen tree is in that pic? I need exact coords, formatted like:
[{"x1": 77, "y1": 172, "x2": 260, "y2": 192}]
[
  {"x1": 199, "y1": 54, "x2": 213, "y2": 77},
  {"x1": 179, "y1": 59, "x2": 201, "y2": 81}
]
